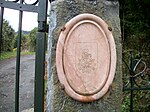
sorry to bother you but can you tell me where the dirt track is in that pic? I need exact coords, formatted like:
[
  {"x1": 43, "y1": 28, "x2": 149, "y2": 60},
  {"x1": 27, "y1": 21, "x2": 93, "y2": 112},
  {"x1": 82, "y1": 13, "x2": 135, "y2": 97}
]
[{"x1": 0, "y1": 55, "x2": 35, "y2": 112}]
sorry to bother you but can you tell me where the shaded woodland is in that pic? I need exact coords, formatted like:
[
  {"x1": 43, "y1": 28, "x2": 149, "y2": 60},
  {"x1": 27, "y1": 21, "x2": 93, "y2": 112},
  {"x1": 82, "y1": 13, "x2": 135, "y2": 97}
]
[{"x1": 119, "y1": 0, "x2": 150, "y2": 111}]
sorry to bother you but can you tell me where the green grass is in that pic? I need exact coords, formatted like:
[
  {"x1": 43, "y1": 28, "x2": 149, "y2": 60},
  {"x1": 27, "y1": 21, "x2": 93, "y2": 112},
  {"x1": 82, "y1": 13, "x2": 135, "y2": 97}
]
[{"x1": 0, "y1": 51, "x2": 35, "y2": 60}]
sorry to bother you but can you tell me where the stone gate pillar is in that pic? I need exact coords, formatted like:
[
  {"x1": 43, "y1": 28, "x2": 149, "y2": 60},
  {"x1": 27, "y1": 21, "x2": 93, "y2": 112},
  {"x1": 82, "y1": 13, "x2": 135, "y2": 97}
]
[{"x1": 47, "y1": 0, "x2": 122, "y2": 112}]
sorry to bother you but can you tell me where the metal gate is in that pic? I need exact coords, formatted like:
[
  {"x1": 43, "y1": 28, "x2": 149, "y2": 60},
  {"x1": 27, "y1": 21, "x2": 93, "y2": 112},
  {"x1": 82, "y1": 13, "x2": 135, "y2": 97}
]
[
  {"x1": 0, "y1": 0, "x2": 51, "y2": 112},
  {"x1": 123, "y1": 52, "x2": 150, "y2": 112}
]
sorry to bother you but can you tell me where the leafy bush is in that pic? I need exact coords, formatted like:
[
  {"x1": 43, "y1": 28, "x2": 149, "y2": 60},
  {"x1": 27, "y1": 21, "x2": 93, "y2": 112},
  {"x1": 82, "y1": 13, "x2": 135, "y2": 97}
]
[
  {"x1": 14, "y1": 33, "x2": 30, "y2": 52},
  {"x1": 29, "y1": 27, "x2": 37, "y2": 52},
  {"x1": 1, "y1": 19, "x2": 15, "y2": 52}
]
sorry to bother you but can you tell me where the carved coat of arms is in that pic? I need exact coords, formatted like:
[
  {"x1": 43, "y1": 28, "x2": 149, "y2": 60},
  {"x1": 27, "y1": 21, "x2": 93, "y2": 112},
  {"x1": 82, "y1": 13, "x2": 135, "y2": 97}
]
[{"x1": 76, "y1": 43, "x2": 97, "y2": 74}]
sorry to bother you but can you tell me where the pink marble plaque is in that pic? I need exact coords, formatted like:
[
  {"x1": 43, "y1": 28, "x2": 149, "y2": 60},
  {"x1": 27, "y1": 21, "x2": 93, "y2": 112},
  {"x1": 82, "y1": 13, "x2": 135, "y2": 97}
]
[{"x1": 56, "y1": 13, "x2": 116, "y2": 102}]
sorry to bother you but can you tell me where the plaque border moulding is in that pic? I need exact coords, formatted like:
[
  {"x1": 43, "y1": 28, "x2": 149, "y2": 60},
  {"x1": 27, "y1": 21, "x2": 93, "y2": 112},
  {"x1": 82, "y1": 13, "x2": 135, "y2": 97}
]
[{"x1": 56, "y1": 13, "x2": 116, "y2": 102}]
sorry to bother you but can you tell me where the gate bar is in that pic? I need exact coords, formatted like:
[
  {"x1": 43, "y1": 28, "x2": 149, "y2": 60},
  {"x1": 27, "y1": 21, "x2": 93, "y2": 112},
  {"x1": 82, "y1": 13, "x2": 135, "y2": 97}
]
[
  {"x1": 0, "y1": 7, "x2": 4, "y2": 54},
  {"x1": 123, "y1": 87, "x2": 150, "y2": 91},
  {"x1": 129, "y1": 53, "x2": 134, "y2": 112},
  {"x1": 0, "y1": 1, "x2": 38, "y2": 12},
  {"x1": 15, "y1": 0, "x2": 23, "y2": 112},
  {"x1": 34, "y1": 0, "x2": 48, "y2": 111}
]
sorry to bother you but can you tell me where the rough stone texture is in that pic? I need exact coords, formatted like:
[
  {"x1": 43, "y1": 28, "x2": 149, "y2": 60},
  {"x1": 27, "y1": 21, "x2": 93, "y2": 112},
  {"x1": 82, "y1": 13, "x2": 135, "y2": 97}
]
[
  {"x1": 22, "y1": 108, "x2": 34, "y2": 112},
  {"x1": 47, "y1": 0, "x2": 122, "y2": 112}
]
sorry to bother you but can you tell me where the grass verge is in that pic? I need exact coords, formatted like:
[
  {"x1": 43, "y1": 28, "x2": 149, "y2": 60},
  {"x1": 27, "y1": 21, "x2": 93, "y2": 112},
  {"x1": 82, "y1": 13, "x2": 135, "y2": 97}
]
[{"x1": 0, "y1": 51, "x2": 35, "y2": 61}]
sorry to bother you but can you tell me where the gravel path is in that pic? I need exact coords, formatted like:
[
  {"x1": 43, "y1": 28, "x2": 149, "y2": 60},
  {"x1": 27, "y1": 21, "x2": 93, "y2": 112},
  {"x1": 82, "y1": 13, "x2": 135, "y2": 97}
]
[{"x1": 0, "y1": 55, "x2": 35, "y2": 112}]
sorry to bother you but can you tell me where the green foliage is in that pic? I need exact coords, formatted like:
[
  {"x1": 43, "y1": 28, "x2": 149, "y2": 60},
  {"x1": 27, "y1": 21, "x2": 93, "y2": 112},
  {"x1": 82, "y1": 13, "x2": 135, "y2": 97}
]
[
  {"x1": 133, "y1": 91, "x2": 150, "y2": 112},
  {"x1": 122, "y1": 93, "x2": 130, "y2": 112},
  {"x1": 1, "y1": 19, "x2": 46, "y2": 53},
  {"x1": 119, "y1": 1, "x2": 150, "y2": 111},
  {"x1": 14, "y1": 27, "x2": 39, "y2": 52},
  {"x1": 29, "y1": 27, "x2": 37, "y2": 52},
  {"x1": 119, "y1": 0, "x2": 150, "y2": 52},
  {"x1": 14, "y1": 33, "x2": 30, "y2": 51},
  {"x1": 2, "y1": 19, "x2": 15, "y2": 52},
  {"x1": 0, "y1": 51, "x2": 16, "y2": 60},
  {"x1": 0, "y1": 51, "x2": 35, "y2": 60},
  {"x1": 1, "y1": 19, "x2": 39, "y2": 53},
  {"x1": 28, "y1": 27, "x2": 48, "y2": 52},
  {"x1": 122, "y1": 91, "x2": 150, "y2": 112},
  {"x1": 122, "y1": 50, "x2": 150, "y2": 112}
]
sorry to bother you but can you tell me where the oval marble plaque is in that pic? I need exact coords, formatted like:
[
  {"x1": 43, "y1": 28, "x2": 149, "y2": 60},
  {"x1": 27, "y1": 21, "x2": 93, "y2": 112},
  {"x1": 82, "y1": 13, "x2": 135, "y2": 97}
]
[{"x1": 56, "y1": 13, "x2": 116, "y2": 102}]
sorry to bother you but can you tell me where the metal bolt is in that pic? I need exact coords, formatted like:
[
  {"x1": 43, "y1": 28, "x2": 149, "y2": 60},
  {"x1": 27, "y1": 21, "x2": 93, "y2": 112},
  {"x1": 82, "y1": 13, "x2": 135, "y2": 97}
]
[
  {"x1": 108, "y1": 85, "x2": 113, "y2": 95},
  {"x1": 61, "y1": 26, "x2": 66, "y2": 31},
  {"x1": 108, "y1": 27, "x2": 112, "y2": 31},
  {"x1": 60, "y1": 83, "x2": 65, "y2": 90}
]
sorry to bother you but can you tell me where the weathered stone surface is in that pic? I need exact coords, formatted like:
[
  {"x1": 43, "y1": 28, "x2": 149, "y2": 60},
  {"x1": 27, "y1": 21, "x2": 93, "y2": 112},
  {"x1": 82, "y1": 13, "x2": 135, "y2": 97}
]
[
  {"x1": 47, "y1": 0, "x2": 122, "y2": 112},
  {"x1": 22, "y1": 108, "x2": 34, "y2": 112}
]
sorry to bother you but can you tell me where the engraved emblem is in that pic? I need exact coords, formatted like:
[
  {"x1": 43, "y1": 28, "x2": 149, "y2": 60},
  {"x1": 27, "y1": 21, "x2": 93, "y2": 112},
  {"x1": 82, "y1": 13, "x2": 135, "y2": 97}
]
[
  {"x1": 78, "y1": 49, "x2": 96, "y2": 73},
  {"x1": 76, "y1": 43, "x2": 97, "y2": 74}
]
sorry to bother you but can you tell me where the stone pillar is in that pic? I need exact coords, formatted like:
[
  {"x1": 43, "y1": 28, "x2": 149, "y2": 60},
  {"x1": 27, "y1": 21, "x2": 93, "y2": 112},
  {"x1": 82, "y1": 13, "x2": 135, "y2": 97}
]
[{"x1": 47, "y1": 0, "x2": 122, "y2": 112}]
